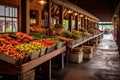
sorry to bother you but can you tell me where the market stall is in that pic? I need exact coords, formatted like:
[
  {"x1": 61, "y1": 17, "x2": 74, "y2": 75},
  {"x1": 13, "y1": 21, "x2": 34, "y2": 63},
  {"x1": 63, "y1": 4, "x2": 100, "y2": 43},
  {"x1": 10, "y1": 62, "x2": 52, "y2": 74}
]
[{"x1": 0, "y1": 0, "x2": 103, "y2": 80}]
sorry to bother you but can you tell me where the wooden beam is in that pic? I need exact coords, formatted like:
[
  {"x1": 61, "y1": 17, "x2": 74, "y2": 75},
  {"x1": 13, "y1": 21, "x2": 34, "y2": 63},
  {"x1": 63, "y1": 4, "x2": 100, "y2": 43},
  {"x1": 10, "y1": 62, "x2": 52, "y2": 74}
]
[
  {"x1": 52, "y1": 5, "x2": 58, "y2": 16},
  {"x1": 63, "y1": 8, "x2": 66, "y2": 16},
  {"x1": 51, "y1": 4, "x2": 56, "y2": 16},
  {"x1": 51, "y1": 0, "x2": 99, "y2": 21},
  {"x1": 56, "y1": 8, "x2": 60, "y2": 15},
  {"x1": 64, "y1": 10, "x2": 68, "y2": 18}
]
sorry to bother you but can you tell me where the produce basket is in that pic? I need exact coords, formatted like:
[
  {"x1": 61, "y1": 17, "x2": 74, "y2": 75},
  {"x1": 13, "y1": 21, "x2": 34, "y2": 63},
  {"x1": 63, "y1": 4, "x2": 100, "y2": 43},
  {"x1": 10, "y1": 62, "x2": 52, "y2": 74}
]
[
  {"x1": 40, "y1": 48, "x2": 46, "y2": 56},
  {"x1": 46, "y1": 44, "x2": 56, "y2": 53},
  {"x1": 56, "y1": 42, "x2": 66, "y2": 49},
  {"x1": 29, "y1": 50, "x2": 40, "y2": 60}
]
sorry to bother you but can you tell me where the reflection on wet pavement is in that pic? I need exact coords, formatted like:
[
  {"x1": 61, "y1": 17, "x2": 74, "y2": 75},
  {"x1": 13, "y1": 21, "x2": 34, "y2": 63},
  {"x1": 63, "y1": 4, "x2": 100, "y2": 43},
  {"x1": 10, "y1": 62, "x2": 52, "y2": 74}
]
[
  {"x1": 97, "y1": 34, "x2": 118, "y2": 50},
  {"x1": 52, "y1": 34, "x2": 120, "y2": 80}
]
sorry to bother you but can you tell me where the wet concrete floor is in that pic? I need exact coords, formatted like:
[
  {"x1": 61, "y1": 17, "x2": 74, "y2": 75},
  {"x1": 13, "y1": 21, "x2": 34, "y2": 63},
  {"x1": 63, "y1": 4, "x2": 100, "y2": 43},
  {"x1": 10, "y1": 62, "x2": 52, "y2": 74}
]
[{"x1": 52, "y1": 34, "x2": 120, "y2": 80}]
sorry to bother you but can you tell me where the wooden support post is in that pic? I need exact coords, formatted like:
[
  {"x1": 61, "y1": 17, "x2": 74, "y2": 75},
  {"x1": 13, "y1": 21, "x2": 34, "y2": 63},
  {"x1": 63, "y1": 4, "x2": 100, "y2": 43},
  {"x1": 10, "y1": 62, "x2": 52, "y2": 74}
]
[
  {"x1": 85, "y1": 16, "x2": 87, "y2": 29},
  {"x1": 47, "y1": 0, "x2": 51, "y2": 28},
  {"x1": 59, "y1": 6, "x2": 64, "y2": 25},
  {"x1": 21, "y1": 0, "x2": 30, "y2": 34},
  {"x1": 66, "y1": 47, "x2": 71, "y2": 63},
  {"x1": 68, "y1": 14, "x2": 72, "y2": 31},
  {"x1": 87, "y1": 19, "x2": 89, "y2": 29},
  {"x1": 117, "y1": 8, "x2": 120, "y2": 55},
  {"x1": 92, "y1": 21, "x2": 94, "y2": 28},
  {"x1": 79, "y1": 17, "x2": 82, "y2": 28},
  {"x1": 81, "y1": 16, "x2": 84, "y2": 29},
  {"x1": 42, "y1": 60, "x2": 51, "y2": 80},
  {"x1": 75, "y1": 15, "x2": 79, "y2": 30}
]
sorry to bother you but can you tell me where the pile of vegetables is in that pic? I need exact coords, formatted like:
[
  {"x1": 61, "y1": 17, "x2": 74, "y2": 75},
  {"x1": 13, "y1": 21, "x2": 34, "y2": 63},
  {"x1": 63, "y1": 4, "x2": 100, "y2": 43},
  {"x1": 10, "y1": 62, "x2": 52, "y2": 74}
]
[
  {"x1": 48, "y1": 38, "x2": 62, "y2": 44},
  {"x1": 88, "y1": 28, "x2": 98, "y2": 34},
  {"x1": 30, "y1": 32, "x2": 48, "y2": 39},
  {"x1": 62, "y1": 31, "x2": 82, "y2": 40}
]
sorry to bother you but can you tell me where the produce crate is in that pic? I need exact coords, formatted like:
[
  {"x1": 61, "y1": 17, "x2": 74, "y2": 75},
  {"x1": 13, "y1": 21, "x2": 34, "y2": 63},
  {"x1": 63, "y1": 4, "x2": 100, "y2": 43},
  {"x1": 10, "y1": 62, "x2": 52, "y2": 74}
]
[
  {"x1": 70, "y1": 47, "x2": 83, "y2": 63},
  {"x1": 46, "y1": 44, "x2": 56, "y2": 53},
  {"x1": 56, "y1": 42, "x2": 66, "y2": 49},
  {"x1": 18, "y1": 55, "x2": 30, "y2": 65},
  {"x1": 40, "y1": 48, "x2": 46, "y2": 56},
  {"x1": 75, "y1": 38, "x2": 84, "y2": 44},
  {"x1": 70, "y1": 52, "x2": 83, "y2": 63},
  {"x1": 82, "y1": 46, "x2": 94, "y2": 59},
  {"x1": 30, "y1": 50, "x2": 40, "y2": 60},
  {"x1": 83, "y1": 36, "x2": 89, "y2": 40},
  {"x1": 0, "y1": 52, "x2": 24, "y2": 65},
  {"x1": 67, "y1": 40, "x2": 75, "y2": 46}
]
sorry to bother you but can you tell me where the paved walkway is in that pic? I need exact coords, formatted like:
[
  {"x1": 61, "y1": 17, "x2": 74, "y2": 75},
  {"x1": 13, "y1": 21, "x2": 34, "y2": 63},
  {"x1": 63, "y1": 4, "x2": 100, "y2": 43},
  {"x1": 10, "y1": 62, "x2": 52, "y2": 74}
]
[
  {"x1": 97, "y1": 34, "x2": 118, "y2": 51},
  {"x1": 52, "y1": 34, "x2": 120, "y2": 80}
]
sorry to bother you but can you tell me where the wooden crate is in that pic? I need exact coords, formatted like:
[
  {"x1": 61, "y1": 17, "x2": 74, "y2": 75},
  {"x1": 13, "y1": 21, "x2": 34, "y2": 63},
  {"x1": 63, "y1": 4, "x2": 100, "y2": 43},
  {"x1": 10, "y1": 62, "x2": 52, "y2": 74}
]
[
  {"x1": 56, "y1": 42, "x2": 66, "y2": 49},
  {"x1": 0, "y1": 52, "x2": 23, "y2": 65},
  {"x1": 70, "y1": 51, "x2": 83, "y2": 63},
  {"x1": 75, "y1": 38, "x2": 83, "y2": 44},
  {"x1": 40, "y1": 48, "x2": 46, "y2": 56},
  {"x1": 30, "y1": 50, "x2": 40, "y2": 60},
  {"x1": 67, "y1": 40, "x2": 75, "y2": 46},
  {"x1": 46, "y1": 44, "x2": 56, "y2": 53},
  {"x1": 82, "y1": 46, "x2": 94, "y2": 59}
]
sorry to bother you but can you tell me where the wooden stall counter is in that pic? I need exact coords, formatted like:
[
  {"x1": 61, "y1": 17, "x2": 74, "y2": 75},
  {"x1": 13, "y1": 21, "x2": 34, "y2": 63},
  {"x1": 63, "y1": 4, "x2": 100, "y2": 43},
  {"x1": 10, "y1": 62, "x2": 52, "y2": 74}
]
[
  {"x1": 0, "y1": 46, "x2": 66, "y2": 80},
  {"x1": 66, "y1": 33, "x2": 103, "y2": 62}
]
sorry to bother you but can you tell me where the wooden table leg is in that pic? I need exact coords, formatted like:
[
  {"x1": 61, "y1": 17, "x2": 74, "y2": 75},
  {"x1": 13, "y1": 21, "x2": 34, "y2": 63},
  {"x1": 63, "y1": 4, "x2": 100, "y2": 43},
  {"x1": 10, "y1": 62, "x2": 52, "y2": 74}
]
[
  {"x1": 58, "y1": 53, "x2": 64, "y2": 69},
  {"x1": 66, "y1": 47, "x2": 71, "y2": 63},
  {"x1": 42, "y1": 60, "x2": 51, "y2": 80},
  {"x1": 19, "y1": 69, "x2": 35, "y2": 80}
]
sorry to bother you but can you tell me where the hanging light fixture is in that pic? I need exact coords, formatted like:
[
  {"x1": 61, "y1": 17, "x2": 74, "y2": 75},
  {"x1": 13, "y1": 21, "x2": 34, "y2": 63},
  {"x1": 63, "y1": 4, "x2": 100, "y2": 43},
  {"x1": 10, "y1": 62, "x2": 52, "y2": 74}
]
[
  {"x1": 113, "y1": 15, "x2": 117, "y2": 18},
  {"x1": 85, "y1": 17, "x2": 87, "y2": 19},
  {"x1": 67, "y1": 9, "x2": 73, "y2": 14},
  {"x1": 38, "y1": 0, "x2": 47, "y2": 5},
  {"x1": 80, "y1": 14, "x2": 83, "y2": 17},
  {"x1": 74, "y1": 12, "x2": 78, "y2": 16}
]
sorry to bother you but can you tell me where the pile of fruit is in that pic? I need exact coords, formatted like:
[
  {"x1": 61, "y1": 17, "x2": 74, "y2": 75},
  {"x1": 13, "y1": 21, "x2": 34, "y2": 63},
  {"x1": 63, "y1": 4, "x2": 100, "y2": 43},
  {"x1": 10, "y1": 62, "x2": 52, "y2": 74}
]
[
  {"x1": 36, "y1": 39, "x2": 55, "y2": 48},
  {"x1": 13, "y1": 32, "x2": 34, "y2": 41},
  {"x1": 30, "y1": 26, "x2": 46, "y2": 34},
  {"x1": 0, "y1": 34, "x2": 20, "y2": 45},
  {"x1": 48, "y1": 38, "x2": 62, "y2": 44},
  {"x1": 0, "y1": 42, "x2": 25, "y2": 59},
  {"x1": 16, "y1": 42, "x2": 45, "y2": 54}
]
